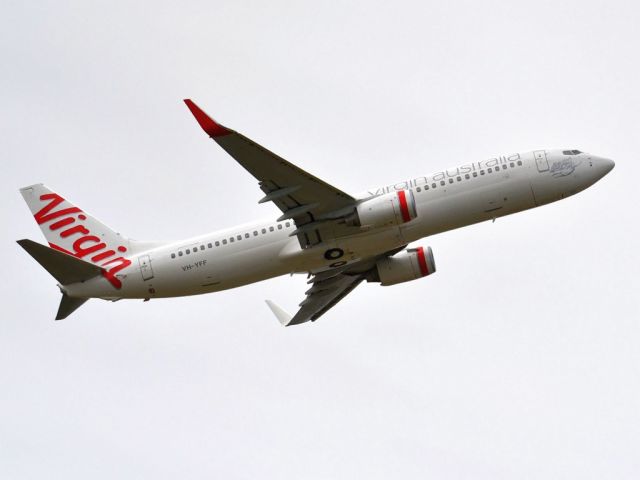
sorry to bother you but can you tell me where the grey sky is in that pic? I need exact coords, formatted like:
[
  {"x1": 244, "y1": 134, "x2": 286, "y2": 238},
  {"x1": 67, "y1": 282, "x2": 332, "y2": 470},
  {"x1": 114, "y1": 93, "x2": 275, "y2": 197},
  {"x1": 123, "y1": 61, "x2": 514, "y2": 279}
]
[{"x1": 1, "y1": 1, "x2": 639, "y2": 478}]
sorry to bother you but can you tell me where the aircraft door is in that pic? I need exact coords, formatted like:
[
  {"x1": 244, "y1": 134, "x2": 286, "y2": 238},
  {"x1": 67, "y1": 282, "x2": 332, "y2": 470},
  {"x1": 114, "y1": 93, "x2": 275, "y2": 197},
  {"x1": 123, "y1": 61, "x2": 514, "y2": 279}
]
[
  {"x1": 534, "y1": 150, "x2": 549, "y2": 172},
  {"x1": 139, "y1": 254, "x2": 154, "y2": 281}
]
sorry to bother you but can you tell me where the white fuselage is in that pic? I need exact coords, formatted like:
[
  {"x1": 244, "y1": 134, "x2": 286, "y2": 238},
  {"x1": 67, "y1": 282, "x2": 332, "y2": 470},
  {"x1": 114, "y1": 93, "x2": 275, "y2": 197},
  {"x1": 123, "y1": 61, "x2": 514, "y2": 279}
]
[{"x1": 65, "y1": 149, "x2": 613, "y2": 300}]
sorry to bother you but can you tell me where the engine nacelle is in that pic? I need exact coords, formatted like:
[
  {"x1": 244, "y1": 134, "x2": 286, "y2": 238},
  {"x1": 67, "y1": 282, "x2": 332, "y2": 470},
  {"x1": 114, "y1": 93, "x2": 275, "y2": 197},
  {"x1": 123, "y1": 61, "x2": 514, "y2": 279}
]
[
  {"x1": 348, "y1": 190, "x2": 417, "y2": 228},
  {"x1": 375, "y1": 246, "x2": 436, "y2": 286}
]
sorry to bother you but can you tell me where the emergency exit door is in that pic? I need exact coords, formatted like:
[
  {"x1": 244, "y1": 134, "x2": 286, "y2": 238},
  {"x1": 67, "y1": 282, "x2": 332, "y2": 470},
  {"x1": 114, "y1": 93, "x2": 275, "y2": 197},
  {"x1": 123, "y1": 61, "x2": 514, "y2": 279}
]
[
  {"x1": 534, "y1": 150, "x2": 549, "y2": 172},
  {"x1": 139, "y1": 254, "x2": 154, "y2": 281}
]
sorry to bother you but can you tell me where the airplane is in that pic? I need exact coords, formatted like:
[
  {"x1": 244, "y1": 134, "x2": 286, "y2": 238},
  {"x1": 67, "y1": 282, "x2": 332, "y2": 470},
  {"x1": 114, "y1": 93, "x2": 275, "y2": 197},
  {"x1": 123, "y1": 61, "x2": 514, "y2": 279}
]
[{"x1": 17, "y1": 100, "x2": 615, "y2": 325}]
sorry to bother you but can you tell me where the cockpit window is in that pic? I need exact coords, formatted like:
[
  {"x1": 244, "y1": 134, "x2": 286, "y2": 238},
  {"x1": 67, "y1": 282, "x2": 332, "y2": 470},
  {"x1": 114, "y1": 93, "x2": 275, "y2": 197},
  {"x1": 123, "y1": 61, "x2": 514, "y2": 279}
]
[{"x1": 562, "y1": 150, "x2": 583, "y2": 155}]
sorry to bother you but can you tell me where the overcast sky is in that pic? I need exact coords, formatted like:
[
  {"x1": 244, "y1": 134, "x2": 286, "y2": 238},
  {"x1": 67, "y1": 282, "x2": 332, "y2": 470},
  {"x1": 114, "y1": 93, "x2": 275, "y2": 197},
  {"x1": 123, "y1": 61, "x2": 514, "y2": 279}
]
[{"x1": 1, "y1": 1, "x2": 639, "y2": 478}]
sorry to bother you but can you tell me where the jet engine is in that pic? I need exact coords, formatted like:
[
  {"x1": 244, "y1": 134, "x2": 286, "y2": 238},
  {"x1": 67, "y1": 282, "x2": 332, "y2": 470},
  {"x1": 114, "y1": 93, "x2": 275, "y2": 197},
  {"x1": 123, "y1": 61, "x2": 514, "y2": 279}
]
[
  {"x1": 375, "y1": 246, "x2": 436, "y2": 286},
  {"x1": 347, "y1": 190, "x2": 417, "y2": 228}
]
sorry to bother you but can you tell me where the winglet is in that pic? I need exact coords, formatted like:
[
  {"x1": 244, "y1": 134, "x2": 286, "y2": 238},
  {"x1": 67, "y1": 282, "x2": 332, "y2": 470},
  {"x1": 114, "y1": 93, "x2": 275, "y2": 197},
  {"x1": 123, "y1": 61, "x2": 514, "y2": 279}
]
[
  {"x1": 183, "y1": 99, "x2": 233, "y2": 137},
  {"x1": 265, "y1": 300, "x2": 293, "y2": 327}
]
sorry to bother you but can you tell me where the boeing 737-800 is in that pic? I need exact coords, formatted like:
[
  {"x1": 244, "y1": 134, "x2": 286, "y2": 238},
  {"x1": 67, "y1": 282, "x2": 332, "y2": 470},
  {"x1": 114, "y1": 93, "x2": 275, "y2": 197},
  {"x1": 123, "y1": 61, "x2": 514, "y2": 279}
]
[{"x1": 17, "y1": 100, "x2": 615, "y2": 325}]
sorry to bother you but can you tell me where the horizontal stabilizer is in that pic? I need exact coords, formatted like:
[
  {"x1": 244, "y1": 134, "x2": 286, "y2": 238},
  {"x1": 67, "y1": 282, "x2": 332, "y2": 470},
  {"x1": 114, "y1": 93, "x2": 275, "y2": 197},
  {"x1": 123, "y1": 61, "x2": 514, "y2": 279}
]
[
  {"x1": 17, "y1": 239, "x2": 103, "y2": 285},
  {"x1": 56, "y1": 293, "x2": 89, "y2": 320}
]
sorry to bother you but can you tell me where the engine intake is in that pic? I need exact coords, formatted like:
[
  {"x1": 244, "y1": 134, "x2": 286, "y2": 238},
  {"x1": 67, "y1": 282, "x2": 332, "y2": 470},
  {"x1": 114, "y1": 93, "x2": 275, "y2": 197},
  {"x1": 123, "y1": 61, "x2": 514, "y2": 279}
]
[
  {"x1": 375, "y1": 246, "x2": 436, "y2": 286},
  {"x1": 347, "y1": 190, "x2": 417, "y2": 228}
]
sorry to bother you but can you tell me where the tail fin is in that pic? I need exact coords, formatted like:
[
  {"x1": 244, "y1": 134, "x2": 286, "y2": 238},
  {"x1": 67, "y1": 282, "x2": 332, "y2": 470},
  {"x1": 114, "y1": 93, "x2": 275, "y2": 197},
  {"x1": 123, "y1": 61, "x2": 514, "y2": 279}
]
[
  {"x1": 20, "y1": 184, "x2": 134, "y2": 254},
  {"x1": 17, "y1": 239, "x2": 102, "y2": 320},
  {"x1": 20, "y1": 184, "x2": 162, "y2": 259}
]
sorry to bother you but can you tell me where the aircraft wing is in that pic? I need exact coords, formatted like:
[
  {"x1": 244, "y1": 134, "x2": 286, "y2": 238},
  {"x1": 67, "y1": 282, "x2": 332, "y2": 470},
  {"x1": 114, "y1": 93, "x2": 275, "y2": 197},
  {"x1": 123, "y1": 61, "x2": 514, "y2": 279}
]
[
  {"x1": 265, "y1": 248, "x2": 404, "y2": 326},
  {"x1": 184, "y1": 99, "x2": 357, "y2": 248}
]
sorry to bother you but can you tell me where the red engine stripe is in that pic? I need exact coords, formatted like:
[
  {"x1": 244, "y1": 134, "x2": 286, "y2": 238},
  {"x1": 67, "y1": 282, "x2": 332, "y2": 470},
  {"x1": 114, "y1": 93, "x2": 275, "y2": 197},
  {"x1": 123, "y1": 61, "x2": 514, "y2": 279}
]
[
  {"x1": 397, "y1": 190, "x2": 412, "y2": 223},
  {"x1": 416, "y1": 247, "x2": 429, "y2": 276}
]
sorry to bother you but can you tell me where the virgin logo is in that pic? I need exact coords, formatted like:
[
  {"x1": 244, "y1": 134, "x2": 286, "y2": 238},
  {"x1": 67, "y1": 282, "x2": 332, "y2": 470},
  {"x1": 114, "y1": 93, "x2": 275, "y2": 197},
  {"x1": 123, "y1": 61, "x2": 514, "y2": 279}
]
[{"x1": 35, "y1": 193, "x2": 131, "y2": 289}]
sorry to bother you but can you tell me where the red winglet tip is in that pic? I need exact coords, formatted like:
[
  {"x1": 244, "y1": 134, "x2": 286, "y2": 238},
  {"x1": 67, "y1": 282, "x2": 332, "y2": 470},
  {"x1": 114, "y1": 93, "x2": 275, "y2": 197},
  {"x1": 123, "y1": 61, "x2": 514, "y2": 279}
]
[{"x1": 183, "y1": 99, "x2": 232, "y2": 137}]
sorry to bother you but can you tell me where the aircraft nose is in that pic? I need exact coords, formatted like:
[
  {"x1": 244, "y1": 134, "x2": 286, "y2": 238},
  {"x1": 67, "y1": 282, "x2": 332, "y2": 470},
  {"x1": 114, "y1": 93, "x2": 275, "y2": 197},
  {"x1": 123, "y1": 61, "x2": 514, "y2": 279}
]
[
  {"x1": 590, "y1": 155, "x2": 615, "y2": 179},
  {"x1": 602, "y1": 157, "x2": 615, "y2": 174}
]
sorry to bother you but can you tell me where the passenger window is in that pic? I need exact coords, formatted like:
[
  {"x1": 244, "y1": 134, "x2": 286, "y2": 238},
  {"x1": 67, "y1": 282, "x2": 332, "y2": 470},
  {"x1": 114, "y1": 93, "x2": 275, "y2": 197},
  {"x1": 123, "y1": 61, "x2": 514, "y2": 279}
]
[
  {"x1": 480, "y1": 170, "x2": 485, "y2": 175},
  {"x1": 285, "y1": 222, "x2": 290, "y2": 227},
  {"x1": 416, "y1": 186, "x2": 421, "y2": 192},
  {"x1": 440, "y1": 181, "x2": 445, "y2": 186},
  {"x1": 178, "y1": 251, "x2": 183, "y2": 256},
  {"x1": 510, "y1": 162, "x2": 515, "y2": 168},
  {"x1": 278, "y1": 224, "x2": 283, "y2": 230},
  {"x1": 456, "y1": 176, "x2": 461, "y2": 182},
  {"x1": 207, "y1": 243, "x2": 212, "y2": 248},
  {"x1": 488, "y1": 168, "x2": 492, "y2": 173},
  {"x1": 473, "y1": 172, "x2": 477, "y2": 177},
  {"x1": 186, "y1": 249, "x2": 190, "y2": 254},
  {"x1": 465, "y1": 174, "x2": 470, "y2": 179},
  {"x1": 253, "y1": 231, "x2": 258, "y2": 236},
  {"x1": 230, "y1": 237, "x2": 234, "y2": 243},
  {"x1": 517, "y1": 160, "x2": 523, "y2": 166},
  {"x1": 425, "y1": 185, "x2": 429, "y2": 190},
  {"x1": 236, "y1": 235, "x2": 241, "y2": 241},
  {"x1": 269, "y1": 226, "x2": 274, "y2": 232},
  {"x1": 171, "y1": 253, "x2": 176, "y2": 259},
  {"x1": 262, "y1": 228, "x2": 267, "y2": 234},
  {"x1": 215, "y1": 241, "x2": 220, "y2": 247},
  {"x1": 222, "y1": 239, "x2": 227, "y2": 245},
  {"x1": 245, "y1": 233, "x2": 250, "y2": 238},
  {"x1": 432, "y1": 183, "x2": 437, "y2": 188},
  {"x1": 200, "y1": 245, "x2": 205, "y2": 251}
]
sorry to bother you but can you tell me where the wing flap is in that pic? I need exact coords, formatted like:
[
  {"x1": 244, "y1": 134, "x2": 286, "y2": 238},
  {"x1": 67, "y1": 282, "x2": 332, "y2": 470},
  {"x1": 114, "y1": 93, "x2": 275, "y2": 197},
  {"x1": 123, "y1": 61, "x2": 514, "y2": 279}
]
[{"x1": 290, "y1": 274, "x2": 365, "y2": 325}]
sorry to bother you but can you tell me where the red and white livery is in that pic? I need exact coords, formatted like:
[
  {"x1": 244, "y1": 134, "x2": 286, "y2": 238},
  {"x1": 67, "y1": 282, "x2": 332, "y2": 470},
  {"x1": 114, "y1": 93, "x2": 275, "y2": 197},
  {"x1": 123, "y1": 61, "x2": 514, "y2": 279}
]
[{"x1": 17, "y1": 101, "x2": 615, "y2": 325}]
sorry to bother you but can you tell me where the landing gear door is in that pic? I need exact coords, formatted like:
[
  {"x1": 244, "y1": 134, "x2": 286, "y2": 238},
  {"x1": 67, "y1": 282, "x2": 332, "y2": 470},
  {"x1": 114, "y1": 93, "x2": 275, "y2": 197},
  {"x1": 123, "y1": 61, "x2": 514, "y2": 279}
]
[
  {"x1": 139, "y1": 254, "x2": 154, "y2": 281},
  {"x1": 534, "y1": 150, "x2": 549, "y2": 172}
]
